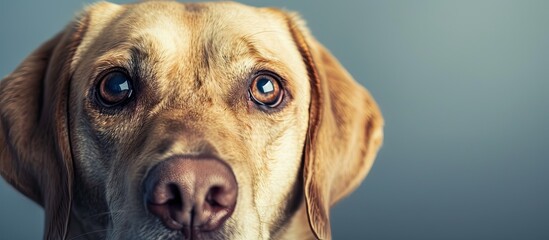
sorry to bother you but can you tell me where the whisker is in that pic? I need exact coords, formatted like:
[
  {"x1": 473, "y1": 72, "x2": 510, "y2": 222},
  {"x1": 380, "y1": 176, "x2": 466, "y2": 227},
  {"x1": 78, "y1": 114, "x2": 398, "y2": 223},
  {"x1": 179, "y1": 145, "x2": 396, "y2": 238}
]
[
  {"x1": 79, "y1": 209, "x2": 141, "y2": 221},
  {"x1": 68, "y1": 228, "x2": 110, "y2": 240}
]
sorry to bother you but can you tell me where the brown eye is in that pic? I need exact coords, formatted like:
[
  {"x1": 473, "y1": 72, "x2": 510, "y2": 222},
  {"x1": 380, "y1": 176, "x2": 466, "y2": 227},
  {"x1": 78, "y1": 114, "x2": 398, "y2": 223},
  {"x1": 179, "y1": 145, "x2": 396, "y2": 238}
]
[
  {"x1": 248, "y1": 73, "x2": 284, "y2": 107},
  {"x1": 97, "y1": 71, "x2": 133, "y2": 107}
]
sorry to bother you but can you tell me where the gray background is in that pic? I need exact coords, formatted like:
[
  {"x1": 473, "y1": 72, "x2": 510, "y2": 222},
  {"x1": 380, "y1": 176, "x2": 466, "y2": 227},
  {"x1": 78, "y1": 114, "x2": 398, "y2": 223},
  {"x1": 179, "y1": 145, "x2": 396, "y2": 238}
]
[{"x1": 1, "y1": 0, "x2": 548, "y2": 239}]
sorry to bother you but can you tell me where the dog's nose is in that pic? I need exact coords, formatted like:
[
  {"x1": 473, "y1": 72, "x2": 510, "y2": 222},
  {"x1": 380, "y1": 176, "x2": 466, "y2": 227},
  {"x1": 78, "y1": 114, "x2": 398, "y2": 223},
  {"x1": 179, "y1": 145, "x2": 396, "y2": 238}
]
[{"x1": 144, "y1": 157, "x2": 237, "y2": 232}]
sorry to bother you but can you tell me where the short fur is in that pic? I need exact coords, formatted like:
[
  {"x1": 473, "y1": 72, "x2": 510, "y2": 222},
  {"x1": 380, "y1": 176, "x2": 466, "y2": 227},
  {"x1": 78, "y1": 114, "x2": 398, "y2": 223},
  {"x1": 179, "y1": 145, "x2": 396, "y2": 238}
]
[{"x1": 0, "y1": 1, "x2": 383, "y2": 239}]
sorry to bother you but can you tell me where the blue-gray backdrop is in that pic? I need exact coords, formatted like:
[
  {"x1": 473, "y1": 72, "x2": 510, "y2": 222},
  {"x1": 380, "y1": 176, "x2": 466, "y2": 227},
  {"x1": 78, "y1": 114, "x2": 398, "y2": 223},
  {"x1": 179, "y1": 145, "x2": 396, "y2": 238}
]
[{"x1": 1, "y1": 0, "x2": 548, "y2": 239}]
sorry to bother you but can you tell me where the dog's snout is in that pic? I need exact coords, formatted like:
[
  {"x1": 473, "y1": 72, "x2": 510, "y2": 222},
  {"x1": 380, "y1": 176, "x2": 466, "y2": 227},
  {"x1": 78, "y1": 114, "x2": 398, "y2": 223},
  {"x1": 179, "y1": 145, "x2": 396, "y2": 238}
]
[{"x1": 144, "y1": 157, "x2": 238, "y2": 234}]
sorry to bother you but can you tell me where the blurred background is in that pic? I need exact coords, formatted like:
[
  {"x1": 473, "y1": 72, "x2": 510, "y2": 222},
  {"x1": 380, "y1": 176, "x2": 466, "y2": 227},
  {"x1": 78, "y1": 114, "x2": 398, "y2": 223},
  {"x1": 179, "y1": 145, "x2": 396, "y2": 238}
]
[{"x1": 1, "y1": 0, "x2": 548, "y2": 239}]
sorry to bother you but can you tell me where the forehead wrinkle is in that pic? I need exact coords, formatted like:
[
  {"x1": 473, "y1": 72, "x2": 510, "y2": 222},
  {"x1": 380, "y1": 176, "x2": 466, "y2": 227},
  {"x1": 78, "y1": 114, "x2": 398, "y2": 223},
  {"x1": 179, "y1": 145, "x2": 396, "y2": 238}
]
[
  {"x1": 233, "y1": 26, "x2": 299, "y2": 76},
  {"x1": 201, "y1": 34, "x2": 280, "y2": 81},
  {"x1": 130, "y1": 26, "x2": 186, "y2": 64}
]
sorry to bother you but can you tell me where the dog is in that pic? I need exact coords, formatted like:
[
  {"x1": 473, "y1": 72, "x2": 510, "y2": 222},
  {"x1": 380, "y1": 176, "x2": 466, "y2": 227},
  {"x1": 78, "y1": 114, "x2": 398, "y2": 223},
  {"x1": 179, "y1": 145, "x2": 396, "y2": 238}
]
[{"x1": 0, "y1": 1, "x2": 383, "y2": 239}]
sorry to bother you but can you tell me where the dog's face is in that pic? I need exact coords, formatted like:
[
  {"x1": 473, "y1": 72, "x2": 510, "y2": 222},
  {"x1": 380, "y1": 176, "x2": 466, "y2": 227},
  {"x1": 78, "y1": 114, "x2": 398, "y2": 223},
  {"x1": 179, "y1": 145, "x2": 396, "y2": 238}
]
[
  {"x1": 70, "y1": 2, "x2": 310, "y2": 239},
  {"x1": 0, "y1": 1, "x2": 383, "y2": 240}
]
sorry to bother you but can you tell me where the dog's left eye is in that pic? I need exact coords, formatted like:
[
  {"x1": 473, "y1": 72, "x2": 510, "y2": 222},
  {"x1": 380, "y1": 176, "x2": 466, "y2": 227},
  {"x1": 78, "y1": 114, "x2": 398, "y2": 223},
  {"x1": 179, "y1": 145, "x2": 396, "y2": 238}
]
[
  {"x1": 248, "y1": 73, "x2": 284, "y2": 108},
  {"x1": 97, "y1": 70, "x2": 133, "y2": 107}
]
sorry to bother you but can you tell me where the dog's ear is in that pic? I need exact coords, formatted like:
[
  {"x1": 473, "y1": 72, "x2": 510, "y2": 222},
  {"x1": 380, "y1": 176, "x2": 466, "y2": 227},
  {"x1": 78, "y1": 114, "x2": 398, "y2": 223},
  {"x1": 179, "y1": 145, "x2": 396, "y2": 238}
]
[
  {"x1": 285, "y1": 15, "x2": 384, "y2": 239},
  {"x1": 0, "y1": 12, "x2": 90, "y2": 240}
]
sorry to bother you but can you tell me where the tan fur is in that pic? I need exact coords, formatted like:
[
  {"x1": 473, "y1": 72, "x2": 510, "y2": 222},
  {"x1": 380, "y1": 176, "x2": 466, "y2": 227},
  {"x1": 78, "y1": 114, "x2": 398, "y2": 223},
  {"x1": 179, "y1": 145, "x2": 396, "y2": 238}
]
[{"x1": 0, "y1": 1, "x2": 383, "y2": 239}]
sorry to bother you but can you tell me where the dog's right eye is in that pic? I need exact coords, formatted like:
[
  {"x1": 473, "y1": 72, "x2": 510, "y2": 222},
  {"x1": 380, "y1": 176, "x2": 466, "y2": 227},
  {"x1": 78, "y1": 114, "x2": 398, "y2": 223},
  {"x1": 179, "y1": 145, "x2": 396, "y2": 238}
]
[{"x1": 96, "y1": 70, "x2": 133, "y2": 107}]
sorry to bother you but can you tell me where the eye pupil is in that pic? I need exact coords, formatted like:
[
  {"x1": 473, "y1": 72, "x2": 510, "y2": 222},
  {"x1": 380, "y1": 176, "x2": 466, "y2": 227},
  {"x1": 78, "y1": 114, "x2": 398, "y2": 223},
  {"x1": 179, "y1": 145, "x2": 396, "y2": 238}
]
[
  {"x1": 257, "y1": 78, "x2": 274, "y2": 94},
  {"x1": 107, "y1": 74, "x2": 129, "y2": 93},
  {"x1": 97, "y1": 71, "x2": 133, "y2": 106}
]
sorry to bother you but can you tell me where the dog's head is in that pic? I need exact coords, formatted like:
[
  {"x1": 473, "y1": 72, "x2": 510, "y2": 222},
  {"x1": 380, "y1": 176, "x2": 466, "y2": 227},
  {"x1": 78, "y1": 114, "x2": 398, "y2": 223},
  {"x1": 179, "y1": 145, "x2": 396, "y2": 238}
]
[{"x1": 0, "y1": 1, "x2": 383, "y2": 239}]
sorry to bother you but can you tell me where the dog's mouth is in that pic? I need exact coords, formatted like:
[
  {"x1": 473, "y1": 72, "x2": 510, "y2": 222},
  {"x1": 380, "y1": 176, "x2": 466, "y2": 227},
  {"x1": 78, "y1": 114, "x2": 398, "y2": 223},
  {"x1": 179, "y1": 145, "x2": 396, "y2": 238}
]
[{"x1": 180, "y1": 225, "x2": 227, "y2": 240}]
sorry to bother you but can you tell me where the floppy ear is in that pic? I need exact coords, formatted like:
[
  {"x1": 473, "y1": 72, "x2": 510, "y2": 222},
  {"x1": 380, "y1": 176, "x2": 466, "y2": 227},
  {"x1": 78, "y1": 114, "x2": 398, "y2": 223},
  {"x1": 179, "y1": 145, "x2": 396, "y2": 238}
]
[
  {"x1": 286, "y1": 16, "x2": 384, "y2": 239},
  {"x1": 0, "y1": 14, "x2": 89, "y2": 239}
]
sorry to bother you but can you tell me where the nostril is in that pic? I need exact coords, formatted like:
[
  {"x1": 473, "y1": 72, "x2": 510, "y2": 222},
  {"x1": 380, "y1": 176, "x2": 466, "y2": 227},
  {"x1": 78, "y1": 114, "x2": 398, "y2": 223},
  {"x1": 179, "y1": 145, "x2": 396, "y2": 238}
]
[
  {"x1": 165, "y1": 183, "x2": 182, "y2": 206},
  {"x1": 206, "y1": 186, "x2": 224, "y2": 208},
  {"x1": 145, "y1": 183, "x2": 186, "y2": 230},
  {"x1": 146, "y1": 183, "x2": 182, "y2": 206}
]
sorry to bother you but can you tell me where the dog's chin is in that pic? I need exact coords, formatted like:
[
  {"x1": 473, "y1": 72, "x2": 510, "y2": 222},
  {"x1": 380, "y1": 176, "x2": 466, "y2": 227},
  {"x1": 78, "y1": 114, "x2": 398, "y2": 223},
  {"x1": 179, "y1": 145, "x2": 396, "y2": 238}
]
[
  {"x1": 157, "y1": 227, "x2": 235, "y2": 240},
  {"x1": 128, "y1": 230, "x2": 229, "y2": 240},
  {"x1": 118, "y1": 218, "x2": 238, "y2": 240}
]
